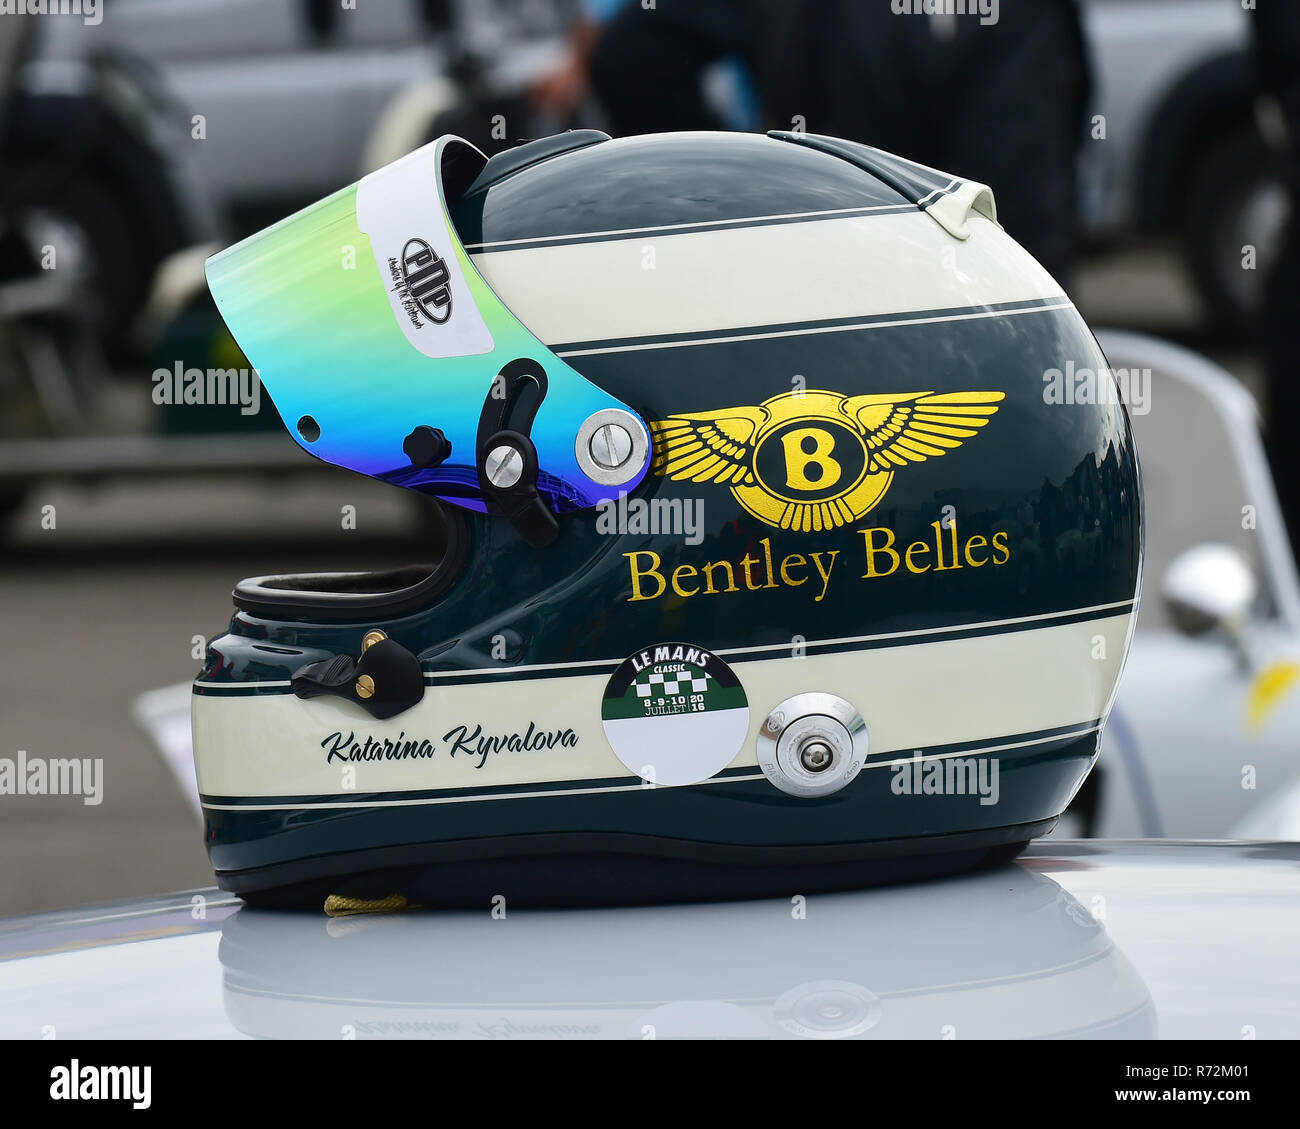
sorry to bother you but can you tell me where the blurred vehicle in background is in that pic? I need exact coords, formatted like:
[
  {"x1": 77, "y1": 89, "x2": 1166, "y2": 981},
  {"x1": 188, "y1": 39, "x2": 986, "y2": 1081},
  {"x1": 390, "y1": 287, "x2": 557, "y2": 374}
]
[
  {"x1": 36, "y1": 0, "x2": 1282, "y2": 338},
  {"x1": 1, "y1": 12, "x2": 220, "y2": 356},
  {"x1": 0, "y1": 15, "x2": 219, "y2": 519},
  {"x1": 38, "y1": 0, "x2": 581, "y2": 235},
  {"x1": 0, "y1": 198, "x2": 107, "y2": 522},
  {"x1": 0, "y1": 1, "x2": 593, "y2": 537},
  {"x1": 1079, "y1": 331, "x2": 1300, "y2": 839},
  {"x1": 1081, "y1": 0, "x2": 1286, "y2": 335}
]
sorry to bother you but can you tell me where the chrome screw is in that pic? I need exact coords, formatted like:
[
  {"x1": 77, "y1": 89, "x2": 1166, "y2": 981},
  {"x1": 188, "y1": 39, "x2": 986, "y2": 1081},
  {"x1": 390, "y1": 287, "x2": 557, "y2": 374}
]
[
  {"x1": 590, "y1": 423, "x2": 633, "y2": 470},
  {"x1": 484, "y1": 444, "x2": 524, "y2": 489},
  {"x1": 799, "y1": 739, "x2": 834, "y2": 773}
]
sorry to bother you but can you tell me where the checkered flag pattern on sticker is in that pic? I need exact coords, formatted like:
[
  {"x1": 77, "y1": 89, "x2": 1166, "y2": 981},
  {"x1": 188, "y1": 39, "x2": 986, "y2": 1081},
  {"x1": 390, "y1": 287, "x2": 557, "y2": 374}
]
[
  {"x1": 634, "y1": 668, "x2": 711, "y2": 699},
  {"x1": 601, "y1": 642, "x2": 751, "y2": 787}
]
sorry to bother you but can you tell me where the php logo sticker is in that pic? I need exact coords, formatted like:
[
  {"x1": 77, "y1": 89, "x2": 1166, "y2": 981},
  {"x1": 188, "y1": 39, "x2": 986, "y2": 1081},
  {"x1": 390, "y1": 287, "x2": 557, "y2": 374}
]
[{"x1": 400, "y1": 238, "x2": 453, "y2": 324}]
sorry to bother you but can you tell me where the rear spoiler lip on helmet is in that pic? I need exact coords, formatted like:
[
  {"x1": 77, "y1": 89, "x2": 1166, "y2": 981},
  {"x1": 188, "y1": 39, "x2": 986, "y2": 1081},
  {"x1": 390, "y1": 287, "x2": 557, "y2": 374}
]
[
  {"x1": 767, "y1": 129, "x2": 998, "y2": 240},
  {"x1": 463, "y1": 129, "x2": 612, "y2": 198}
]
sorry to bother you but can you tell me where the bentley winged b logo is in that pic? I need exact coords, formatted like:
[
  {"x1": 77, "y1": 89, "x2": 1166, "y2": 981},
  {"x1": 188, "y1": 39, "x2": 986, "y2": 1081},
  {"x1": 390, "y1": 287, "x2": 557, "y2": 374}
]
[{"x1": 650, "y1": 389, "x2": 1005, "y2": 531}]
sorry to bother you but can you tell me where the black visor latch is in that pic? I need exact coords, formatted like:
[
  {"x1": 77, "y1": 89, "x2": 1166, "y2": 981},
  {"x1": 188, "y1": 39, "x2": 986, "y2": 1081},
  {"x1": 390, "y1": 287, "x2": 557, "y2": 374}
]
[{"x1": 476, "y1": 358, "x2": 559, "y2": 548}]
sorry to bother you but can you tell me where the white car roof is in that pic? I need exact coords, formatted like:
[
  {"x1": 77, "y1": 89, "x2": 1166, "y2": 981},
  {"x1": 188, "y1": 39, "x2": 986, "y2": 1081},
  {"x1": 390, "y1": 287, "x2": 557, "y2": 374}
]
[{"x1": 0, "y1": 841, "x2": 1296, "y2": 1039}]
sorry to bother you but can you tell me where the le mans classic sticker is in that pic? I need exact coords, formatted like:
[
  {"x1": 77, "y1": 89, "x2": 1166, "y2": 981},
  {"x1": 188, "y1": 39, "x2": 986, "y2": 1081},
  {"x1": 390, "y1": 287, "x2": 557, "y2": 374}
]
[{"x1": 601, "y1": 642, "x2": 750, "y2": 787}]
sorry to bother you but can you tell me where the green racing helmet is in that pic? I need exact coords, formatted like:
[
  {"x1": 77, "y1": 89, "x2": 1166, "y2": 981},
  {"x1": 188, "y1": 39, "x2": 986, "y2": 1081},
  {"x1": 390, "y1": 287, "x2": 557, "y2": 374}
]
[{"x1": 196, "y1": 129, "x2": 1142, "y2": 908}]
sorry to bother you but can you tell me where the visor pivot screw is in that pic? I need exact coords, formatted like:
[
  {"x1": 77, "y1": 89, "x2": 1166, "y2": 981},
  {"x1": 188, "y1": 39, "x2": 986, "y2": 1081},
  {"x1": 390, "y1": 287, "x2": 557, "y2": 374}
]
[
  {"x1": 485, "y1": 444, "x2": 524, "y2": 489},
  {"x1": 799, "y1": 739, "x2": 834, "y2": 773},
  {"x1": 362, "y1": 630, "x2": 387, "y2": 652},
  {"x1": 590, "y1": 423, "x2": 633, "y2": 471},
  {"x1": 575, "y1": 409, "x2": 649, "y2": 487},
  {"x1": 355, "y1": 675, "x2": 376, "y2": 700}
]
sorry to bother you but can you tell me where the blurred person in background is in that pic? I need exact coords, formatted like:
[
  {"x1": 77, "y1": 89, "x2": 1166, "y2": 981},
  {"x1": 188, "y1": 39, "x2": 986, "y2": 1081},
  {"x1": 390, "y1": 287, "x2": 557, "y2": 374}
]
[
  {"x1": 0, "y1": 14, "x2": 22, "y2": 126},
  {"x1": 577, "y1": 0, "x2": 1090, "y2": 285},
  {"x1": 1252, "y1": 1, "x2": 1300, "y2": 558},
  {"x1": 532, "y1": 0, "x2": 759, "y2": 130},
  {"x1": 530, "y1": 0, "x2": 610, "y2": 119}
]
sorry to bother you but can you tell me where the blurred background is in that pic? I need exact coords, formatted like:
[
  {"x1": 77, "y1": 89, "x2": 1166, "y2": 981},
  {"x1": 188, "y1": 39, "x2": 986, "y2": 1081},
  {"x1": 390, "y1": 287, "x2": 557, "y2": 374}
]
[{"x1": 2, "y1": 0, "x2": 1299, "y2": 915}]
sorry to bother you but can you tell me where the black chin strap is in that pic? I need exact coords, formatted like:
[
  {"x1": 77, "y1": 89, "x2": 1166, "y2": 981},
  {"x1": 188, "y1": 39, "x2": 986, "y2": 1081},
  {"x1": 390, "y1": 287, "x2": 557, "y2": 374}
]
[{"x1": 476, "y1": 358, "x2": 559, "y2": 548}]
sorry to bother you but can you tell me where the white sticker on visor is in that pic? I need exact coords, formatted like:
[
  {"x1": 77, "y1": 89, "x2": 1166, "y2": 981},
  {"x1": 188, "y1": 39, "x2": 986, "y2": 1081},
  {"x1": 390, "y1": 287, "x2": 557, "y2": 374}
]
[{"x1": 356, "y1": 144, "x2": 494, "y2": 360}]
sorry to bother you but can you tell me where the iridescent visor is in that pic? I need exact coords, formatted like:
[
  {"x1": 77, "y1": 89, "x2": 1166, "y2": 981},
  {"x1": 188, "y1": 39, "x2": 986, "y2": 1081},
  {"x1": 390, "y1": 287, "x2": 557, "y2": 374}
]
[{"x1": 205, "y1": 136, "x2": 649, "y2": 531}]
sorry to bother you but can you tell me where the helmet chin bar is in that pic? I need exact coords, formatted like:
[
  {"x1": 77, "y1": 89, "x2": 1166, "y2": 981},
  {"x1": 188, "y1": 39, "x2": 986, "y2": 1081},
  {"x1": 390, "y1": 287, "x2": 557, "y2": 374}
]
[{"x1": 475, "y1": 357, "x2": 559, "y2": 548}]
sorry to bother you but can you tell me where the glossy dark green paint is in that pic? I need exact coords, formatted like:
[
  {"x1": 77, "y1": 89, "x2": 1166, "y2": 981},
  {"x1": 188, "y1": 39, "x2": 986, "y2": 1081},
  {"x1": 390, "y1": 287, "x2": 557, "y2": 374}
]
[
  {"x1": 201, "y1": 304, "x2": 1139, "y2": 679},
  {"x1": 451, "y1": 131, "x2": 911, "y2": 248}
]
